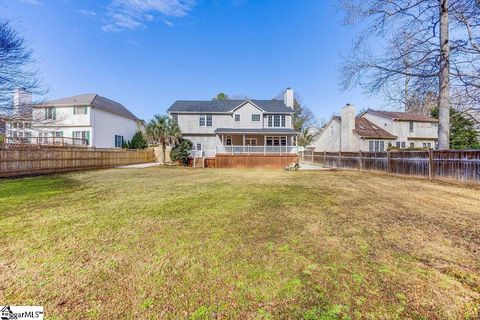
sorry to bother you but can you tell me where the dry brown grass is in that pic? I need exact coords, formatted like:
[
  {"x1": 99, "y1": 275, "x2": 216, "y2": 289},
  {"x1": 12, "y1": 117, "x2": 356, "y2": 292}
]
[{"x1": 0, "y1": 167, "x2": 479, "y2": 319}]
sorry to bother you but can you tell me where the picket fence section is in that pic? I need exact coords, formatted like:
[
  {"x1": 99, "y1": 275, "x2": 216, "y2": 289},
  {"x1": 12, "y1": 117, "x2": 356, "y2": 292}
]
[
  {"x1": 0, "y1": 145, "x2": 155, "y2": 177},
  {"x1": 301, "y1": 150, "x2": 480, "y2": 183}
]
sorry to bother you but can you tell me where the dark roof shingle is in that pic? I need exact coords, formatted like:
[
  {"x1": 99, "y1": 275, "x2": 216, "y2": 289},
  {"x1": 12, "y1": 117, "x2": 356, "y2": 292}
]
[
  {"x1": 333, "y1": 116, "x2": 397, "y2": 139},
  {"x1": 354, "y1": 118, "x2": 397, "y2": 139},
  {"x1": 167, "y1": 100, "x2": 292, "y2": 113}
]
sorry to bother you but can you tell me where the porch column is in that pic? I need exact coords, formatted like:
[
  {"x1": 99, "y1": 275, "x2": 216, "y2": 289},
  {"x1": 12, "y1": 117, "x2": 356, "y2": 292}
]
[
  {"x1": 264, "y1": 135, "x2": 266, "y2": 155},
  {"x1": 243, "y1": 134, "x2": 246, "y2": 154}
]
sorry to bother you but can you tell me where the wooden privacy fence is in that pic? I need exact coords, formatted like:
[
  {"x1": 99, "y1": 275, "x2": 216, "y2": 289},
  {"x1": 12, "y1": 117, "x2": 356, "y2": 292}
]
[
  {"x1": 0, "y1": 145, "x2": 155, "y2": 178},
  {"x1": 215, "y1": 154, "x2": 298, "y2": 169},
  {"x1": 300, "y1": 150, "x2": 480, "y2": 183}
]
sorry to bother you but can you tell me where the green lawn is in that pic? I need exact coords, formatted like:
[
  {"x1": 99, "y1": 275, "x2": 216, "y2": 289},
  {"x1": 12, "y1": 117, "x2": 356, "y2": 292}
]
[{"x1": 1, "y1": 167, "x2": 479, "y2": 319}]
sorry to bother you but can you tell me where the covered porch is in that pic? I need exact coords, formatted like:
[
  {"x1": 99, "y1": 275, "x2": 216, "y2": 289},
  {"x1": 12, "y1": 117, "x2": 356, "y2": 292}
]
[{"x1": 214, "y1": 128, "x2": 299, "y2": 155}]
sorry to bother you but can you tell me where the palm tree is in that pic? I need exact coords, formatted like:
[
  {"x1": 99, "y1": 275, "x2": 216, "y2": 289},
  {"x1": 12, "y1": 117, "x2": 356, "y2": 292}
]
[{"x1": 146, "y1": 115, "x2": 181, "y2": 164}]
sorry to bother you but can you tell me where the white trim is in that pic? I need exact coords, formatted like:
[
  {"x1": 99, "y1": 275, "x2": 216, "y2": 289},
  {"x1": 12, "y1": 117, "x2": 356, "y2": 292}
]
[{"x1": 229, "y1": 100, "x2": 265, "y2": 113}]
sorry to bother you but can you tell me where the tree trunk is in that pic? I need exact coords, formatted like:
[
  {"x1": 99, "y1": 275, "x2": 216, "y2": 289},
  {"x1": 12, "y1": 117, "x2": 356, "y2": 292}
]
[
  {"x1": 438, "y1": 0, "x2": 450, "y2": 149},
  {"x1": 162, "y1": 143, "x2": 166, "y2": 165}
]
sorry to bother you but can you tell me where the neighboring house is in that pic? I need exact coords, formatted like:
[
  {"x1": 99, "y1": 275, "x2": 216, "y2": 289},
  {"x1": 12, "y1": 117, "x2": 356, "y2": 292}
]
[
  {"x1": 167, "y1": 88, "x2": 299, "y2": 156},
  {"x1": 313, "y1": 104, "x2": 438, "y2": 152},
  {"x1": 32, "y1": 94, "x2": 139, "y2": 148},
  {"x1": 5, "y1": 89, "x2": 35, "y2": 143}
]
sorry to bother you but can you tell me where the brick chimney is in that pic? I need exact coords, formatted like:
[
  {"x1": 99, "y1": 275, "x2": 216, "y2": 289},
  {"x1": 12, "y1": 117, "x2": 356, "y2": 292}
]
[
  {"x1": 340, "y1": 103, "x2": 355, "y2": 151},
  {"x1": 284, "y1": 88, "x2": 294, "y2": 109}
]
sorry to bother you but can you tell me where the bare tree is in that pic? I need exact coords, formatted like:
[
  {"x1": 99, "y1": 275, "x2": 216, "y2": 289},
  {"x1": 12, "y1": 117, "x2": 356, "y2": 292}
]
[
  {"x1": 340, "y1": 0, "x2": 480, "y2": 150},
  {"x1": 0, "y1": 20, "x2": 45, "y2": 121}
]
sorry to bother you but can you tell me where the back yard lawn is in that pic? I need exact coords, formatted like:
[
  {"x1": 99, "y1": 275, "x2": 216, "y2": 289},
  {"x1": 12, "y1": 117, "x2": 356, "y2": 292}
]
[{"x1": 0, "y1": 168, "x2": 479, "y2": 319}]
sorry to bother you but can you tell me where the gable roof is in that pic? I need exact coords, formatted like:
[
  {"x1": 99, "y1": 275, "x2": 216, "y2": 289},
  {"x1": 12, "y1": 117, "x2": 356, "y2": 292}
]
[
  {"x1": 330, "y1": 115, "x2": 397, "y2": 139},
  {"x1": 364, "y1": 109, "x2": 437, "y2": 122},
  {"x1": 40, "y1": 94, "x2": 138, "y2": 120},
  {"x1": 167, "y1": 99, "x2": 292, "y2": 113}
]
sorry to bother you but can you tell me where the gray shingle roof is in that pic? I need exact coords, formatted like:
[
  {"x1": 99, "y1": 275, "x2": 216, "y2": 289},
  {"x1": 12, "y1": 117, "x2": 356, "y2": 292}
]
[
  {"x1": 41, "y1": 94, "x2": 138, "y2": 120},
  {"x1": 167, "y1": 100, "x2": 292, "y2": 113}
]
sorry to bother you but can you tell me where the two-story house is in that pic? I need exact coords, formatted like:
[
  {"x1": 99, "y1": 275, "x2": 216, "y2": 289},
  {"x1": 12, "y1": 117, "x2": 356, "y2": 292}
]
[
  {"x1": 167, "y1": 88, "x2": 299, "y2": 156},
  {"x1": 313, "y1": 104, "x2": 438, "y2": 152},
  {"x1": 32, "y1": 94, "x2": 139, "y2": 148}
]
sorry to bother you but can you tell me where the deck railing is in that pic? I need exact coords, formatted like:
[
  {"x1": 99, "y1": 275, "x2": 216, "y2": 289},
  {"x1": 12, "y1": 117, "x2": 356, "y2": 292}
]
[
  {"x1": 5, "y1": 136, "x2": 88, "y2": 147},
  {"x1": 190, "y1": 145, "x2": 298, "y2": 158}
]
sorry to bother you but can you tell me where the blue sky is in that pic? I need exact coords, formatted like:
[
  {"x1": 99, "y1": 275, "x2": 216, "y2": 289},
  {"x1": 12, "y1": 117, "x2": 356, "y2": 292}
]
[{"x1": 4, "y1": 0, "x2": 384, "y2": 122}]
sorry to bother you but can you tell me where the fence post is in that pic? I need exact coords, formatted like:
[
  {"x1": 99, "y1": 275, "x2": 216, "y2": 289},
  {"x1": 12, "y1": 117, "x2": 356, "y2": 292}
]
[
  {"x1": 386, "y1": 151, "x2": 390, "y2": 175},
  {"x1": 338, "y1": 151, "x2": 341, "y2": 168},
  {"x1": 301, "y1": 150, "x2": 304, "y2": 162},
  {"x1": 428, "y1": 149, "x2": 433, "y2": 180},
  {"x1": 311, "y1": 151, "x2": 314, "y2": 163},
  {"x1": 324, "y1": 151, "x2": 326, "y2": 166},
  {"x1": 359, "y1": 151, "x2": 363, "y2": 172}
]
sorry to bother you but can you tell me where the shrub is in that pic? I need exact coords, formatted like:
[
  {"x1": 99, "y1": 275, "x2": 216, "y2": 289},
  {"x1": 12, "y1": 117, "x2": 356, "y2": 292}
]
[
  {"x1": 123, "y1": 131, "x2": 148, "y2": 149},
  {"x1": 171, "y1": 138, "x2": 193, "y2": 165}
]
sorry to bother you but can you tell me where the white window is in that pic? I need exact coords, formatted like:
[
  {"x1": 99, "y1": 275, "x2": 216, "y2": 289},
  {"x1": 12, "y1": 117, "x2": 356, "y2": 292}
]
[
  {"x1": 245, "y1": 138, "x2": 257, "y2": 146},
  {"x1": 54, "y1": 131, "x2": 63, "y2": 137},
  {"x1": 74, "y1": 106, "x2": 87, "y2": 115},
  {"x1": 45, "y1": 107, "x2": 56, "y2": 120},
  {"x1": 427, "y1": 142, "x2": 432, "y2": 148},
  {"x1": 369, "y1": 140, "x2": 385, "y2": 152},
  {"x1": 235, "y1": 114, "x2": 240, "y2": 122},
  {"x1": 409, "y1": 121, "x2": 414, "y2": 133},
  {"x1": 196, "y1": 143, "x2": 202, "y2": 151},
  {"x1": 410, "y1": 142, "x2": 415, "y2": 148},
  {"x1": 330, "y1": 125, "x2": 334, "y2": 136},
  {"x1": 268, "y1": 115, "x2": 273, "y2": 127},
  {"x1": 199, "y1": 115, "x2": 212, "y2": 127},
  {"x1": 281, "y1": 115, "x2": 286, "y2": 127},
  {"x1": 73, "y1": 131, "x2": 90, "y2": 145},
  {"x1": 396, "y1": 141, "x2": 401, "y2": 148},
  {"x1": 225, "y1": 136, "x2": 232, "y2": 146},
  {"x1": 251, "y1": 114, "x2": 260, "y2": 122},
  {"x1": 171, "y1": 114, "x2": 178, "y2": 123},
  {"x1": 273, "y1": 115, "x2": 280, "y2": 127}
]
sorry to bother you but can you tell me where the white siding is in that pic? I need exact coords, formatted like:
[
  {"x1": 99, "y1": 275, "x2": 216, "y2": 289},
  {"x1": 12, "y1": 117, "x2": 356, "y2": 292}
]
[
  {"x1": 313, "y1": 120, "x2": 342, "y2": 152},
  {"x1": 33, "y1": 106, "x2": 92, "y2": 127},
  {"x1": 92, "y1": 109, "x2": 137, "y2": 148}
]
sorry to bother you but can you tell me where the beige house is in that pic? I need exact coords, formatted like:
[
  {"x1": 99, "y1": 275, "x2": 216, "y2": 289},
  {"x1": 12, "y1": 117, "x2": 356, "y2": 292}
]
[
  {"x1": 167, "y1": 88, "x2": 299, "y2": 157},
  {"x1": 313, "y1": 104, "x2": 438, "y2": 152}
]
